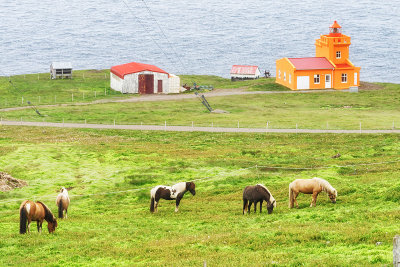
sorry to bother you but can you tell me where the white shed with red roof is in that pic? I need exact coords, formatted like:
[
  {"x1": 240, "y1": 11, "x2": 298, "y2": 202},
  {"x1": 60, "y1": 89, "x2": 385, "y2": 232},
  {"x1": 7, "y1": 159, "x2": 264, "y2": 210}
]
[
  {"x1": 110, "y1": 62, "x2": 179, "y2": 94},
  {"x1": 230, "y1": 65, "x2": 261, "y2": 81}
]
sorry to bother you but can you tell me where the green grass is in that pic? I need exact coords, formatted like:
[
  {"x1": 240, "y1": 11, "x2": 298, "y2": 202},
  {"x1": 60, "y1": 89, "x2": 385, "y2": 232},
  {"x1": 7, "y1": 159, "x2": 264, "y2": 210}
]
[
  {"x1": 180, "y1": 75, "x2": 287, "y2": 91},
  {"x1": 0, "y1": 126, "x2": 399, "y2": 266},
  {"x1": 0, "y1": 70, "x2": 130, "y2": 108},
  {"x1": 2, "y1": 82, "x2": 399, "y2": 130}
]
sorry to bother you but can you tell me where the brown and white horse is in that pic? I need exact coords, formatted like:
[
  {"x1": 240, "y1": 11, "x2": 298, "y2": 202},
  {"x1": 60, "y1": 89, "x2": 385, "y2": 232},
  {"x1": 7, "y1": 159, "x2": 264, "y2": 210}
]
[
  {"x1": 150, "y1": 182, "x2": 196, "y2": 213},
  {"x1": 56, "y1": 187, "x2": 70, "y2": 219},
  {"x1": 242, "y1": 184, "x2": 276, "y2": 214},
  {"x1": 19, "y1": 200, "x2": 58, "y2": 234},
  {"x1": 289, "y1": 177, "x2": 337, "y2": 208}
]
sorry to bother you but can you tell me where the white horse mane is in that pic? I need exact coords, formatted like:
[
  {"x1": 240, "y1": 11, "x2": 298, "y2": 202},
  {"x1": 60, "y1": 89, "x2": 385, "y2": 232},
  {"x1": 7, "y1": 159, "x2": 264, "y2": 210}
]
[
  {"x1": 257, "y1": 184, "x2": 277, "y2": 207},
  {"x1": 312, "y1": 177, "x2": 337, "y2": 196}
]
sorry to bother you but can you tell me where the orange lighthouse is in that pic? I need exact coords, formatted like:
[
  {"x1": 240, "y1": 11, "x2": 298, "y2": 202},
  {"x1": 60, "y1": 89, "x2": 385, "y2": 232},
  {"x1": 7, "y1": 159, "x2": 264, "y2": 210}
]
[{"x1": 276, "y1": 21, "x2": 360, "y2": 90}]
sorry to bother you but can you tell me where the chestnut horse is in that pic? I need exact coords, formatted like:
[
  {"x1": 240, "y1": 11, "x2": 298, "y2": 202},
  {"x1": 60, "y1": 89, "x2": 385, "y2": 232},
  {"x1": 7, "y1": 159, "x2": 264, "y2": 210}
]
[
  {"x1": 56, "y1": 187, "x2": 70, "y2": 219},
  {"x1": 289, "y1": 177, "x2": 337, "y2": 208},
  {"x1": 243, "y1": 184, "x2": 276, "y2": 214},
  {"x1": 19, "y1": 200, "x2": 57, "y2": 234},
  {"x1": 150, "y1": 182, "x2": 196, "y2": 213}
]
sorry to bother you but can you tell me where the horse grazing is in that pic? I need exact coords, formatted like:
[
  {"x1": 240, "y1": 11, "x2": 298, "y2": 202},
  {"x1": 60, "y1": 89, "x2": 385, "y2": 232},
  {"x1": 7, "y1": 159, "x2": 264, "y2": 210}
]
[
  {"x1": 150, "y1": 182, "x2": 196, "y2": 213},
  {"x1": 19, "y1": 200, "x2": 57, "y2": 234},
  {"x1": 242, "y1": 184, "x2": 276, "y2": 214},
  {"x1": 289, "y1": 177, "x2": 337, "y2": 208},
  {"x1": 56, "y1": 187, "x2": 70, "y2": 219}
]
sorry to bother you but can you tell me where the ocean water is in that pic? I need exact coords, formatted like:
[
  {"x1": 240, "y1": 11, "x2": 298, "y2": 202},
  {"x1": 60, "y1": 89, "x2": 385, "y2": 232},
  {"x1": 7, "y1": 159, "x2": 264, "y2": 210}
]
[{"x1": 0, "y1": 0, "x2": 399, "y2": 83}]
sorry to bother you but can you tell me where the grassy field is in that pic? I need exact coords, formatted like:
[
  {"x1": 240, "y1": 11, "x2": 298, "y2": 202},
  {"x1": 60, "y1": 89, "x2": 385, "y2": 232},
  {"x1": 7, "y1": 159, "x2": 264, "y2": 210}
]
[
  {"x1": 0, "y1": 71, "x2": 284, "y2": 109},
  {"x1": 0, "y1": 126, "x2": 399, "y2": 266},
  {"x1": 0, "y1": 70, "x2": 129, "y2": 108},
  {"x1": 1, "y1": 82, "x2": 399, "y2": 130}
]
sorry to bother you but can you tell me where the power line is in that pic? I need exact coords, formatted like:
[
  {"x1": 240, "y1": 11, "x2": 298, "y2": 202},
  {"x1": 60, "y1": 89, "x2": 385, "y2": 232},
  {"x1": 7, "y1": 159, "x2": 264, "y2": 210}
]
[{"x1": 120, "y1": 0, "x2": 180, "y2": 72}]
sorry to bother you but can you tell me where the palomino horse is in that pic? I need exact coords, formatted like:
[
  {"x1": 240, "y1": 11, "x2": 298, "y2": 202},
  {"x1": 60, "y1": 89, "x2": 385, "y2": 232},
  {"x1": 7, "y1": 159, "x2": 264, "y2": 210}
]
[
  {"x1": 150, "y1": 182, "x2": 196, "y2": 213},
  {"x1": 56, "y1": 187, "x2": 70, "y2": 219},
  {"x1": 19, "y1": 200, "x2": 57, "y2": 234},
  {"x1": 242, "y1": 184, "x2": 276, "y2": 214},
  {"x1": 289, "y1": 177, "x2": 337, "y2": 208}
]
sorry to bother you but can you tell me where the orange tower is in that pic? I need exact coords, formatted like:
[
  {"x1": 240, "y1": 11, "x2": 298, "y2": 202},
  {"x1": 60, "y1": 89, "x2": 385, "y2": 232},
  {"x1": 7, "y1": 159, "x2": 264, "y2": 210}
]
[{"x1": 276, "y1": 21, "x2": 360, "y2": 90}]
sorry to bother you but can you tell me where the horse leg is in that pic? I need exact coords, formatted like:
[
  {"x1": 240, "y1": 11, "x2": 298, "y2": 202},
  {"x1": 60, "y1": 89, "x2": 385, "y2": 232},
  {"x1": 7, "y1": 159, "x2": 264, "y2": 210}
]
[
  {"x1": 37, "y1": 221, "x2": 40, "y2": 232},
  {"x1": 294, "y1": 192, "x2": 299, "y2": 208},
  {"x1": 27, "y1": 219, "x2": 31, "y2": 233},
  {"x1": 65, "y1": 209, "x2": 68, "y2": 219},
  {"x1": 248, "y1": 202, "x2": 253, "y2": 214},
  {"x1": 260, "y1": 200, "x2": 263, "y2": 213},
  {"x1": 311, "y1": 192, "x2": 319, "y2": 207},
  {"x1": 175, "y1": 195, "x2": 183, "y2": 212},
  {"x1": 254, "y1": 202, "x2": 257, "y2": 213},
  {"x1": 243, "y1": 199, "x2": 248, "y2": 214}
]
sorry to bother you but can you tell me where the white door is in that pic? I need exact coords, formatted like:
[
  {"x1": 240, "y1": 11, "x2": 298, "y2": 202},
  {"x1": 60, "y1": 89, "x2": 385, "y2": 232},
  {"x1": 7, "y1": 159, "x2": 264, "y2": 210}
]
[
  {"x1": 354, "y1": 73, "x2": 357, "y2": 85},
  {"x1": 325, "y1": 74, "x2": 331, "y2": 88},
  {"x1": 297, "y1": 76, "x2": 309, "y2": 90}
]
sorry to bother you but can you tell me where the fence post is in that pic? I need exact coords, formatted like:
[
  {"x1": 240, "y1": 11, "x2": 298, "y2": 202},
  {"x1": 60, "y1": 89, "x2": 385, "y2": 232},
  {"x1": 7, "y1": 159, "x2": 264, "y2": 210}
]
[
  {"x1": 22, "y1": 96, "x2": 24, "y2": 105},
  {"x1": 114, "y1": 119, "x2": 116, "y2": 127},
  {"x1": 394, "y1": 235, "x2": 400, "y2": 267},
  {"x1": 63, "y1": 118, "x2": 64, "y2": 126},
  {"x1": 72, "y1": 93, "x2": 74, "y2": 102},
  {"x1": 54, "y1": 95, "x2": 56, "y2": 103},
  {"x1": 164, "y1": 121, "x2": 167, "y2": 131},
  {"x1": 359, "y1": 122, "x2": 362, "y2": 133},
  {"x1": 237, "y1": 121, "x2": 239, "y2": 128},
  {"x1": 393, "y1": 121, "x2": 395, "y2": 130}
]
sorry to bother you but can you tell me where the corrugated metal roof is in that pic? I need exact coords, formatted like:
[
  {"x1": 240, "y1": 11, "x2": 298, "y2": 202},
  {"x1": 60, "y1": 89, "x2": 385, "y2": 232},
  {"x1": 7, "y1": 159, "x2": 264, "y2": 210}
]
[
  {"x1": 110, "y1": 62, "x2": 169, "y2": 79},
  {"x1": 230, "y1": 65, "x2": 259, "y2": 75},
  {"x1": 51, "y1": 62, "x2": 72, "y2": 69},
  {"x1": 288, "y1": 57, "x2": 334, "y2": 70}
]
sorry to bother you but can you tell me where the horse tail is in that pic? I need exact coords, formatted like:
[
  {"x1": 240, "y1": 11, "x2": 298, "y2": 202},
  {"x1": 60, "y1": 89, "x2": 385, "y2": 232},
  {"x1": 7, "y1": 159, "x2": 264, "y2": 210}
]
[
  {"x1": 150, "y1": 197, "x2": 155, "y2": 213},
  {"x1": 58, "y1": 198, "x2": 64, "y2": 219},
  {"x1": 289, "y1": 183, "x2": 294, "y2": 208},
  {"x1": 20, "y1": 204, "x2": 28, "y2": 234}
]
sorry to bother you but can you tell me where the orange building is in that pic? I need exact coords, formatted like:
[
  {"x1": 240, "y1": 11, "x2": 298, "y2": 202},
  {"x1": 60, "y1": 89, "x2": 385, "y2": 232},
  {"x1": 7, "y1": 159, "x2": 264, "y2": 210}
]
[{"x1": 276, "y1": 21, "x2": 360, "y2": 90}]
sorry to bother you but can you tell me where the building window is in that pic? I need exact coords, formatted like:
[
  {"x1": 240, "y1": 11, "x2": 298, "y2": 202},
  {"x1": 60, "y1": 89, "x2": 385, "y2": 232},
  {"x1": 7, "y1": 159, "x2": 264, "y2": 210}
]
[
  {"x1": 341, "y1": 73, "x2": 347, "y2": 83},
  {"x1": 314, "y1": 74, "x2": 320, "y2": 84},
  {"x1": 278, "y1": 70, "x2": 281, "y2": 79},
  {"x1": 289, "y1": 74, "x2": 291, "y2": 84},
  {"x1": 336, "y1": 51, "x2": 341, "y2": 59},
  {"x1": 284, "y1": 72, "x2": 286, "y2": 81}
]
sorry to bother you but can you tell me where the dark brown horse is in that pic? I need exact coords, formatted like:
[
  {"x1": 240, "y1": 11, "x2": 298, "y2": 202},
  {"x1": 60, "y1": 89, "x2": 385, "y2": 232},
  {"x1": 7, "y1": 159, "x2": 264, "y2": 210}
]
[
  {"x1": 19, "y1": 200, "x2": 57, "y2": 234},
  {"x1": 150, "y1": 182, "x2": 196, "y2": 213},
  {"x1": 243, "y1": 184, "x2": 276, "y2": 214}
]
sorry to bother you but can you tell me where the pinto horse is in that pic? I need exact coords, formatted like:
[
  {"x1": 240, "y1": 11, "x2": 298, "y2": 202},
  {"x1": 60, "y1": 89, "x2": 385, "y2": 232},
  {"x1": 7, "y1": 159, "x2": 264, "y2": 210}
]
[
  {"x1": 289, "y1": 177, "x2": 337, "y2": 208},
  {"x1": 19, "y1": 200, "x2": 57, "y2": 234},
  {"x1": 150, "y1": 182, "x2": 196, "y2": 213},
  {"x1": 243, "y1": 184, "x2": 276, "y2": 214},
  {"x1": 56, "y1": 187, "x2": 70, "y2": 219}
]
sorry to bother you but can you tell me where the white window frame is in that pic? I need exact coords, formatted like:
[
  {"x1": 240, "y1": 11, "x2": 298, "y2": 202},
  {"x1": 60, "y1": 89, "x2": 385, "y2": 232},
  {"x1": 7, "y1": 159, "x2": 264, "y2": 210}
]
[
  {"x1": 278, "y1": 70, "x2": 281, "y2": 79},
  {"x1": 314, "y1": 74, "x2": 320, "y2": 84},
  {"x1": 284, "y1": 72, "x2": 286, "y2": 81},
  {"x1": 341, "y1": 73, "x2": 347, "y2": 83},
  {"x1": 336, "y1": 51, "x2": 341, "y2": 59},
  {"x1": 289, "y1": 74, "x2": 291, "y2": 84}
]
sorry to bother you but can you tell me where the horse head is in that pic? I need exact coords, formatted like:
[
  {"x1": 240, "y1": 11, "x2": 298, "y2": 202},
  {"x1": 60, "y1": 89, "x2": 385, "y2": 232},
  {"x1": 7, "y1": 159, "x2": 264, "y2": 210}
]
[
  {"x1": 267, "y1": 199, "x2": 276, "y2": 214},
  {"x1": 328, "y1": 189, "x2": 337, "y2": 203},
  {"x1": 186, "y1": 182, "x2": 196, "y2": 196},
  {"x1": 47, "y1": 217, "x2": 58, "y2": 233}
]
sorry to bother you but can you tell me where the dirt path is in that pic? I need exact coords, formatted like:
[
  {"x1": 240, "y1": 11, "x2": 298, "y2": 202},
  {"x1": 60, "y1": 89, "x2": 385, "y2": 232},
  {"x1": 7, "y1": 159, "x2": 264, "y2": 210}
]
[
  {"x1": 1, "y1": 120, "x2": 399, "y2": 134},
  {"x1": 0, "y1": 88, "x2": 341, "y2": 112}
]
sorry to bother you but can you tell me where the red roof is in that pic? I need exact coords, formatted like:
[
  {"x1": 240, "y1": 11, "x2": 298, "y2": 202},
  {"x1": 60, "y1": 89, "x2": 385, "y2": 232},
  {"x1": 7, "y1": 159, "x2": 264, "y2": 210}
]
[
  {"x1": 335, "y1": 63, "x2": 352, "y2": 69},
  {"x1": 330, "y1": 20, "x2": 342, "y2": 28},
  {"x1": 230, "y1": 65, "x2": 259, "y2": 75},
  {"x1": 110, "y1": 62, "x2": 169, "y2": 79},
  {"x1": 287, "y1": 57, "x2": 334, "y2": 70}
]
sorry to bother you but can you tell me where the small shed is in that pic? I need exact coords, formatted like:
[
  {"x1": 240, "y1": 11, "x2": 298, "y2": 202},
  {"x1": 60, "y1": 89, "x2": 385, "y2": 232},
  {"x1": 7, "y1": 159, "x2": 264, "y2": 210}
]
[
  {"x1": 50, "y1": 62, "x2": 72, "y2": 79},
  {"x1": 110, "y1": 62, "x2": 172, "y2": 94},
  {"x1": 168, "y1": 74, "x2": 183, "y2": 94},
  {"x1": 230, "y1": 65, "x2": 261, "y2": 81}
]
